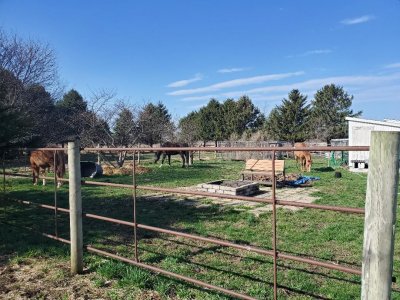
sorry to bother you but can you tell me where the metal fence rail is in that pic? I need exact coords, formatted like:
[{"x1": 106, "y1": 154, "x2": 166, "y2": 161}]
[
  {"x1": 4, "y1": 197, "x2": 363, "y2": 276},
  {"x1": 2, "y1": 143, "x2": 384, "y2": 300}
]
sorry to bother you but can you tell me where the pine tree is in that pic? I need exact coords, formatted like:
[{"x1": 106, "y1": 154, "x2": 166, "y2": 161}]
[
  {"x1": 198, "y1": 99, "x2": 226, "y2": 146},
  {"x1": 138, "y1": 101, "x2": 173, "y2": 146},
  {"x1": 234, "y1": 95, "x2": 265, "y2": 135},
  {"x1": 311, "y1": 84, "x2": 362, "y2": 143},
  {"x1": 57, "y1": 89, "x2": 87, "y2": 113},
  {"x1": 265, "y1": 89, "x2": 311, "y2": 144},
  {"x1": 114, "y1": 108, "x2": 137, "y2": 146},
  {"x1": 56, "y1": 89, "x2": 88, "y2": 139},
  {"x1": 178, "y1": 111, "x2": 201, "y2": 145}
]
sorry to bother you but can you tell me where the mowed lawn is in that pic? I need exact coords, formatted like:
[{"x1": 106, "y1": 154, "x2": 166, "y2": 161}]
[{"x1": 1, "y1": 155, "x2": 400, "y2": 299}]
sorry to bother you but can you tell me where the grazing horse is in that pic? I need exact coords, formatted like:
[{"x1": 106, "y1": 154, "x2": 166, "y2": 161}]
[
  {"x1": 294, "y1": 142, "x2": 312, "y2": 172},
  {"x1": 154, "y1": 142, "x2": 190, "y2": 168},
  {"x1": 30, "y1": 150, "x2": 66, "y2": 187}
]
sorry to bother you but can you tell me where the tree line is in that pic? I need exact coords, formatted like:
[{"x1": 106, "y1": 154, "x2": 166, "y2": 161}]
[
  {"x1": 1, "y1": 28, "x2": 361, "y2": 157},
  {"x1": 179, "y1": 87, "x2": 361, "y2": 146}
]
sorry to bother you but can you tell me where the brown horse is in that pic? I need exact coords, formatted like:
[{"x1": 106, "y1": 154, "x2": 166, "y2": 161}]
[
  {"x1": 154, "y1": 142, "x2": 190, "y2": 168},
  {"x1": 30, "y1": 150, "x2": 66, "y2": 187},
  {"x1": 294, "y1": 142, "x2": 312, "y2": 172}
]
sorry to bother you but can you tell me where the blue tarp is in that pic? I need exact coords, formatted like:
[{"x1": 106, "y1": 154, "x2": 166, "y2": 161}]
[{"x1": 286, "y1": 176, "x2": 320, "y2": 187}]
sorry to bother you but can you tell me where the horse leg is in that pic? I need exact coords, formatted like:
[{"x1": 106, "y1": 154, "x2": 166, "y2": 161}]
[
  {"x1": 168, "y1": 154, "x2": 171, "y2": 167},
  {"x1": 42, "y1": 168, "x2": 47, "y2": 186},
  {"x1": 32, "y1": 165, "x2": 39, "y2": 185},
  {"x1": 306, "y1": 156, "x2": 312, "y2": 172},
  {"x1": 160, "y1": 153, "x2": 166, "y2": 168},
  {"x1": 301, "y1": 157, "x2": 306, "y2": 172},
  {"x1": 55, "y1": 166, "x2": 61, "y2": 188},
  {"x1": 154, "y1": 152, "x2": 160, "y2": 164},
  {"x1": 294, "y1": 154, "x2": 299, "y2": 170},
  {"x1": 186, "y1": 151, "x2": 190, "y2": 167},
  {"x1": 180, "y1": 153, "x2": 185, "y2": 168}
]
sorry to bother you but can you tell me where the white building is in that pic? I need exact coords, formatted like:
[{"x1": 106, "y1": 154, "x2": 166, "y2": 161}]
[{"x1": 346, "y1": 117, "x2": 400, "y2": 171}]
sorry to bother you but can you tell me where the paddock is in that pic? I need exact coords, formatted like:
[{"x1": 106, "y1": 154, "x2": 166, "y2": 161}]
[{"x1": 1, "y1": 136, "x2": 399, "y2": 299}]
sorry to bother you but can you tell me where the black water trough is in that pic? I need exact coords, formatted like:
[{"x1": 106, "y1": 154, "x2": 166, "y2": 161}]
[{"x1": 80, "y1": 161, "x2": 103, "y2": 178}]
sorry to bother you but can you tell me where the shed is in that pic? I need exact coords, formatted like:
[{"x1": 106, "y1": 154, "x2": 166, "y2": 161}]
[{"x1": 346, "y1": 117, "x2": 400, "y2": 171}]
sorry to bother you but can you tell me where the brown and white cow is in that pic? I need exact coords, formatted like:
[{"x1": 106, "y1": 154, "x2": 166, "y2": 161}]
[
  {"x1": 294, "y1": 142, "x2": 312, "y2": 172},
  {"x1": 30, "y1": 150, "x2": 66, "y2": 187}
]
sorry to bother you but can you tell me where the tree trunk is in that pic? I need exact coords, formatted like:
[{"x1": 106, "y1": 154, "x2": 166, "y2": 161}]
[
  {"x1": 117, "y1": 151, "x2": 127, "y2": 168},
  {"x1": 189, "y1": 151, "x2": 193, "y2": 165},
  {"x1": 97, "y1": 143, "x2": 101, "y2": 164}
]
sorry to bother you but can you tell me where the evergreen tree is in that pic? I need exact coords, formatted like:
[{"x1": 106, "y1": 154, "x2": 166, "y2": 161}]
[
  {"x1": 311, "y1": 84, "x2": 362, "y2": 143},
  {"x1": 198, "y1": 99, "x2": 226, "y2": 145},
  {"x1": 56, "y1": 89, "x2": 88, "y2": 139},
  {"x1": 222, "y1": 96, "x2": 265, "y2": 139},
  {"x1": 234, "y1": 95, "x2": 265, "y2": 135},
  {"x1": 21, "y1": 84, "x2": 58, "y2": 144},
  {"x1": 0, "y1": 68, "x2": 29, "y2": 148},
  {"x1": 0, "y1": 68, "x2": 59, "y2": 147},
  {"x1": 190, "y1": 96, "x2": 264, "y2": 144},
  {"x1": 57, "y1": 89, "x2": 87, "y2": 113},
  {"x1": 138, "y1": 101, "x2": 173, "y2": 146},
  {"x1": 265, "y1": 89, "x2": 311, "y2": 144},
  {"x1": 222, "y1": 98, "x2": 238, "y2": 138},
  {"x1": 178, "y1": 111, "x2": 201, "y2": 145},
  {"x1": 114, "y1": 108, "x2": 137, "y2": 146}
]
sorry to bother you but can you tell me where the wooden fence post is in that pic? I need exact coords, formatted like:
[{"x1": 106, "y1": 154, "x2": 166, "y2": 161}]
[
  {"x1": 68, "y1": 138, "x2": 83, "y2": 275},
  {"x1": 362, "y1": 131, "x2": 400, "y2": 299}
]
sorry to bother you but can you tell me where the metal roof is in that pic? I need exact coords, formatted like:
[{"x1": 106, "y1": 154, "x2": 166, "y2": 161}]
[{"x1": 346, "y1": 117, "x2": 400, "y2": 128}]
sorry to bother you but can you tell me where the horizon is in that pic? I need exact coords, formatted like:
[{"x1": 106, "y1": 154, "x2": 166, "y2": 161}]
[{"x1": 0, "y1": 0, "x2": 399, "y2": 121}]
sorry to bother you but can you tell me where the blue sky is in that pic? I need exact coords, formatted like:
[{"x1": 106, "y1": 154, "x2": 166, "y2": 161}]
[{"x1": 1, "y1": 0, "x2": 399, "y2": 121}]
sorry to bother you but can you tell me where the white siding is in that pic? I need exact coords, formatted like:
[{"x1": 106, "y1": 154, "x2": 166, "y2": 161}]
[{"x1": 347, "y1": 117, "x2": 400, "y2": 171}]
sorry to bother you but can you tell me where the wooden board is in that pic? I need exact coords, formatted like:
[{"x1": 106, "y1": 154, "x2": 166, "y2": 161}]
[{"x1": 244, "y1": 159, "x2": 285, "y2": 172}]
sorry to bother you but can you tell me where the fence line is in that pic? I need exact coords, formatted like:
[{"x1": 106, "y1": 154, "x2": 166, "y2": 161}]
[
  {"x1": 13, "y1": 146, "x2": 369, "y2": 152},
  {"x1": 4, "y1": 196, "x2": 363, "y2": 276},
  {"x1": 2, "y1": 140, "x2": 398, "y2": 300},
  {"x1": 2, "y1": 172, "x2": 365, "y2": 214}
]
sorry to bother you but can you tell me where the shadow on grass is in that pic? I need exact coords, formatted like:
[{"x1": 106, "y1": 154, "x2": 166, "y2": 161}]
[
  {"x1": 3, "y1": 183, "x2": 363, "y2": 268},
  {"x1": 91, "y1": 160, "x2": 240, "y2": 187},
  {"x1": 153, "y1": 236, "x2": 363, "y2": 286},
  {"x1": 82, "y1": 233, "x2": 332, "y2": 299}
]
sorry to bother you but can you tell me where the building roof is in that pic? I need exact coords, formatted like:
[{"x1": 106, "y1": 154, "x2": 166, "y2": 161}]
[{"x1": 346, "y1": 117, "x2": 400, "y2": 128}]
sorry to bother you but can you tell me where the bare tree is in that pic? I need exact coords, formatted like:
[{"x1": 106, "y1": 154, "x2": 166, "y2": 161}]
[
  {"x1": 78, "y1": 90, "x2": 142, "y2": 167},
  {"x1": 0, "y1": 28, "x2": 60, "y2": 93}
]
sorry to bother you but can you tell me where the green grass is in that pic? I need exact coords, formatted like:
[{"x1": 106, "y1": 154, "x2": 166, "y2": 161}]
[{"x1": 1, "y1": 156, "x2": 400, "y2": 299}]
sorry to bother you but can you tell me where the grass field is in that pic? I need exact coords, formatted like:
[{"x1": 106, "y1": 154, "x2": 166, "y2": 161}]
[{"x1": 1, "y1": 155, "x2": 400, "y2": 299}]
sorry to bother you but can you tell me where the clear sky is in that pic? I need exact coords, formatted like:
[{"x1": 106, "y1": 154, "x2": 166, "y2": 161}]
[{"x1": 1, "y1": 0, "x2": 399, "y2": 121}]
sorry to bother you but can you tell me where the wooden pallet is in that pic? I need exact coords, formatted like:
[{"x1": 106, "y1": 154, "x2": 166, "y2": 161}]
[{"x1": 240, "y1": 159, "x2": 285, "y2": 183}]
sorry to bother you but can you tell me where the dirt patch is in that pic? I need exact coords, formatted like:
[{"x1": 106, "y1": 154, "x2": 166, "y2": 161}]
[
  {"x1": 0, "y1": 255, "x2": 175, "y2": 300},
  {"x1": 145, "y1": 183, "x2": 319, "y2": 216},
  {"x1": 205, "y1": 186, "x2": 319, "y2": 216},
  {"x1": 0, "y1": 257, "x2": 118, "y2": 300}
]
